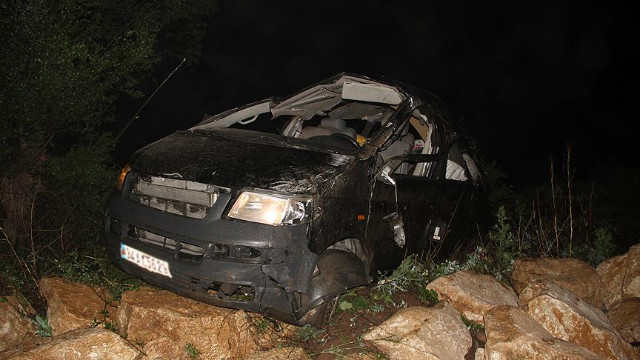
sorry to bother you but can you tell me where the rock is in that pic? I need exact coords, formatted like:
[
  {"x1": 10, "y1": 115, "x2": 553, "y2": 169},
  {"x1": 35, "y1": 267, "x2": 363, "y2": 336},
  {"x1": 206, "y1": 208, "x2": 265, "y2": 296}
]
[
  {"x1": 0, "y1": 295, "x2": 36, "y2": 351},
  {"x1": 520, "y1": 280, "x2": 636, "y2": 360},
  {"x1": 474, "y1": 347, "x2": 485, "y2": 360},
  {"x1": 597, "y1": 243, "x2": 640, "y2": 308},
  {"x1": 116, "y1": 287, "x2": 283, "y2": 359},
  {"x1": 39, "y1": 277, "x2": 116, "y2": 336},
  {"x1": 363, "y1": 302, "x2": 472, "y2": 360},
  {"x1": 485, "y1": 305, "x2": 601, "y2": 360},
  {"x1": 511, "y1": 257, "x2": 605, "y2": 308},
  {"x1": 426, "y1": 270, "x2": 518, "y2": 322},
  {"x1": 0, "y1": 327, "x2": 139, "y2": 359},
  {"x1": 606, "y1": 297, "x2": 640, "y2": 344},
  {"x1": 246, "y1": 346, "x2": 310, "y2": 360}
]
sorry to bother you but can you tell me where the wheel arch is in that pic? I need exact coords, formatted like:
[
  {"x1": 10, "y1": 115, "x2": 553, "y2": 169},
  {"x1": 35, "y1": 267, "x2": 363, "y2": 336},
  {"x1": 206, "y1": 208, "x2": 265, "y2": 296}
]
[{"x1": 305, "y1": 247, "x2": 370, "y2": 311}]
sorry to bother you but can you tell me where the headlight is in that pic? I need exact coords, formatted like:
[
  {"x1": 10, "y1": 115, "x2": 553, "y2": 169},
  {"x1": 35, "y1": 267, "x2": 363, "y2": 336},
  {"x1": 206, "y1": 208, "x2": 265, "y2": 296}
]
[{"x1": 228, "y1": 191, "x2": 311, "y2": 226}]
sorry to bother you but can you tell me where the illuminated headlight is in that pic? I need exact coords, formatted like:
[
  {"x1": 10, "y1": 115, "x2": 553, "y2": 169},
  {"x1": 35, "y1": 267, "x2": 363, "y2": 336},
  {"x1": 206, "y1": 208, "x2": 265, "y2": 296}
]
[{"x1": 228, "y1": 191, "x2": 311, "y2": 226}]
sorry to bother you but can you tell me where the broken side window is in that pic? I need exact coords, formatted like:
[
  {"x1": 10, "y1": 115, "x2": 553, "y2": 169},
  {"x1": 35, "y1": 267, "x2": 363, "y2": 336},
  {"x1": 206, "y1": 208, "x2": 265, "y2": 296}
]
[{"x1": 444, "y1": 141, "x2": 480, "y2": 182}]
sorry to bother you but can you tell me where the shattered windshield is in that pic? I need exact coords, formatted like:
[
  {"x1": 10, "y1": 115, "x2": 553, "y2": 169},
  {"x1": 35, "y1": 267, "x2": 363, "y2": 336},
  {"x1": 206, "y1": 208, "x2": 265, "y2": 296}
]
[
  {"x1": 190, "y1": 75, "x2": 409, "y2": 152},
  {"x1": 194, "y1": 104, "x2": 386, "y2": 153}
]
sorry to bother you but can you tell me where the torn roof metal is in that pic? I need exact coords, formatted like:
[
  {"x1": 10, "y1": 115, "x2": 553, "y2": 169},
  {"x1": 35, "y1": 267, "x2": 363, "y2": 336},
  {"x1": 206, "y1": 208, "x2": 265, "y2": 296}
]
[
  {"x1": 193, "y1": 73, "x2": 407, "y2": 130},
  {"x1": 270, "y1": 74, "x2": 403, "y2": 119}
]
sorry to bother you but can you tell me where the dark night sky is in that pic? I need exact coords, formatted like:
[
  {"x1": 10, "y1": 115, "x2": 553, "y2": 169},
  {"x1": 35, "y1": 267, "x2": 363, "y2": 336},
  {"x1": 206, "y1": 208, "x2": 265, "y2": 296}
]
[{"x1": 118, "y1": 0, "x2": 638, "y2": 184}]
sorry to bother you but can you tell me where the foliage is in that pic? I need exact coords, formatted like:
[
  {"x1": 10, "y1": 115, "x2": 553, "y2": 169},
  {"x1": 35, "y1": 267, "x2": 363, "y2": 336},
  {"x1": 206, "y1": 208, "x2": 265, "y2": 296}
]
[
  {"x1": 253, "y1": 317, "x2": 272, "y2": 333},
  {"x1": 337, "y1": 289, "x2": 371, "y2": 314},
  {"x1": 41, "y1": 137, "x2": 117, "y2": 247},
  {"x1": 184, "y1": 342, "x2": 200, "y2": 358},
  {"x1": 461, "y1": 315, "x2": 484, "y2": 331},
  {"x1": 576, "y1": 227, "x2": 616, "y2": 266},
  {"x1": 103, "y1": 320, "x2": 117, "y2": 332},
  {"x1": 51, "y1": 242, "x2": 143, "y2": 300},
  {"x1": 417, "y1": 287, "x2": 439, "y2": 305},
  {"x1": 591, "y1": 227, "x2": 616, "y2": 264},
  {"x1": 474, "y1": 148, "x2": 630, "y2": 272},
  {"x1": 373, "y1": 255, "x2": 429, "y2": 304},
  {"x1": 0, "y1": 0, "x2": 215, "y2": 311},
  {"x1": 295, "y1": 324, "x2": 326, "y2": 342},
  {"x1": 32, "y1": 315, "x2": 52, "y2": 337},
  {"x1": 484, "y1": 207, "x2": 519, "y2": 282}
]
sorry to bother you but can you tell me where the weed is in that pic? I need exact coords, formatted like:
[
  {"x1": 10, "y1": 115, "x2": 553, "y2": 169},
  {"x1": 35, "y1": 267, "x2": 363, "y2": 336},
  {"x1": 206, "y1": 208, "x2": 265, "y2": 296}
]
[
  {"x1": 486, "y1": 207, "x2": 519, "y2": 282},
  {"x1": 417, "y1": 287, "x2": 439, "y2": 305},
  {"x1": 338, "y1": 300, "x2": 353, "y2": 312},
  {"x1": 461, "y1": 315, "x2": 485, "y2": 331},
  {"x1": 374, "y1": 255, "x2": 429, "y2": 305},
  {"x1": 295, "y1": 324, "x2": 325, "y2": 342},
  {"x1": 253, "y1": 318, "x2": 272, "y2": 333},
  {"x1": 103, "y1": 321, "x2": 117, "y2": 332},
  {"x1": 429, "y1": 259, "x2": 464, "y2": 280},
  {"x1": 0, "y1": 296, "x2": 7, "y2": 303},
  {"x1": 336, "y1": 289, "x2": 371, "y2": 314},
  {"x1": 185, "y1": 342, "x2": 200, "y2": 358},
  {"x1": 590, "y1": 227, "x2": 615, "y2": 265},
  {"x1": 32, "y1": 315, "x2": 52, "y2": 337},
  {"x1": 52, "y1": 242, "x2": 143, "y2": 300},
  {"x1": 321, "y1": 344, "x2": 344, "y2": 357}
]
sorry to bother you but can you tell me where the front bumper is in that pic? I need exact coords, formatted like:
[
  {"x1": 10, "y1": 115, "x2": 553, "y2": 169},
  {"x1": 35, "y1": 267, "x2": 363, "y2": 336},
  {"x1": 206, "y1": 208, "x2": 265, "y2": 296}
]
[{"x1": 104, "y1": 190, "x2": 318, "y2": 324}]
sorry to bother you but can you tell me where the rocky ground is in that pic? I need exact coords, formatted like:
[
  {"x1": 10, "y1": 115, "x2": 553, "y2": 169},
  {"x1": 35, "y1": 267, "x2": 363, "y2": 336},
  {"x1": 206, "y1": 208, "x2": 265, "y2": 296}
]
[{"x1": 1, "y1": 244, "x2": 639, "y2": 359}]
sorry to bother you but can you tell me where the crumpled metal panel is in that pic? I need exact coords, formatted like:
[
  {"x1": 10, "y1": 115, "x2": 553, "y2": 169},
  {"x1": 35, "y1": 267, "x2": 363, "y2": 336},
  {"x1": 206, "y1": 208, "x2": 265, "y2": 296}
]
[
  {"x1": 130, "y1": 130, "x2": 354, "y2": 194},
  {"x1": 271, "y1": 74, "x2": 403, "y2": 119}
]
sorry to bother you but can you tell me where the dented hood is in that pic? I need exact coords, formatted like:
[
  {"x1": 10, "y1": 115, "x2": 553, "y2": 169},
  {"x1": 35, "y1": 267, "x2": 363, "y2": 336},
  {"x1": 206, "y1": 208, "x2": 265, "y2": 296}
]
[{"x1": 129, "y1": 130, "x2": 353, "y2": 194}]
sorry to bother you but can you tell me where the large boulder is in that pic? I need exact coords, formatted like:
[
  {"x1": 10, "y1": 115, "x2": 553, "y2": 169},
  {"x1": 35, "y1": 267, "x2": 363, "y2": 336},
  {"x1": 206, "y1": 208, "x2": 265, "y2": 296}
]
[
  {"x1": 520, "y1": 280, "x2": 637, "y2": 360},
  {"x1": 484, "y1": 305, "x2": 601, "y2": 360},
  {"x1": 39, "y1": 277, "x2": 116, "y2": 336},
  {"x1": 0, "y1": 295, "x2": 36, "y2": 351},
  {"x1": 0, "y1": 327, "x2": 139, "y2": 359},
  {"x1": 363, "y1": 302, "x2": 472, "y2": 360},
  {"x1": 425, "y1": 270, "x2": 518, "y2": 322},
  {"x1": 597, "y1": 243, "x2": 640, "y2": 308},
  {"x1": 606, "y1": 297, "x2": 640, "y2": 344},
  {"x1": 116, "y1": 287, "x2": 283, "y2": 359},
  {"x1": 511, "y1": 257, "x2": 604, "y2": 308}
]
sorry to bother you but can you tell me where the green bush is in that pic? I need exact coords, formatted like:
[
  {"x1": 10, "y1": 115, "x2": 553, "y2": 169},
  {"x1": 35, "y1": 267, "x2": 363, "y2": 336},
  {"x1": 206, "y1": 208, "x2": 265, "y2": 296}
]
[
  {"x1": 374, "y1": 255, "x2": 429, "y2": 304},
  {"x1": 0, "y1": 0, "x2": 216, "y2": 312}
]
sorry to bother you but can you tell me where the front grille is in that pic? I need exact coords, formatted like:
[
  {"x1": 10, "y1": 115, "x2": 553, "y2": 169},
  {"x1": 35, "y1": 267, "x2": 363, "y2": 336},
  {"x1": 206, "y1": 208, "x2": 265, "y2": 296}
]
[
  {"x1": 132, "y1": 227, "x2": 204, "y2": 261},
  {"x1": 129, "y1": 175, "x2": 225, "y2": 219}
]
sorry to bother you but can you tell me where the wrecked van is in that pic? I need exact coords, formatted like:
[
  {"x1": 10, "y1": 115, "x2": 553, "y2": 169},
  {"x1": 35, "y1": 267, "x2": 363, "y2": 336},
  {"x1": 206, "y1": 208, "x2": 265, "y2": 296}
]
[{"x1": 104, "y1": 73, "x2": 487, "y2": 326}]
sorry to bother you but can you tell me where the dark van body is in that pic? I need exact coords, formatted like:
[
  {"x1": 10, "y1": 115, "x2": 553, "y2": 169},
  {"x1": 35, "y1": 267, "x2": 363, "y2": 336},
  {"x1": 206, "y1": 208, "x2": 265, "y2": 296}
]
[{"x1": 104, "y1": 73, "x2": 487, "y2": 326}]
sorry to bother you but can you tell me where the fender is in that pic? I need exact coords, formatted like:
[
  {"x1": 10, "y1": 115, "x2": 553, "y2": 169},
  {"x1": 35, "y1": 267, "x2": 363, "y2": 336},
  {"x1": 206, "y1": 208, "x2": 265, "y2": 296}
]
[{"x1": 305, "y1": 249, "x2": 370, "y2": 310}]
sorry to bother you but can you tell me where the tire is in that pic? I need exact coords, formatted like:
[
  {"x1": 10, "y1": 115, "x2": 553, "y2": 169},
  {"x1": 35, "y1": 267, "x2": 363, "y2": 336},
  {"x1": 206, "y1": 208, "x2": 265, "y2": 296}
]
[
  {"x1": 302, "y1": 295, "x2": 339, "y2": 328},
  {"x1": 300, "y1": 247, "x2": 369, "y2": 328}
]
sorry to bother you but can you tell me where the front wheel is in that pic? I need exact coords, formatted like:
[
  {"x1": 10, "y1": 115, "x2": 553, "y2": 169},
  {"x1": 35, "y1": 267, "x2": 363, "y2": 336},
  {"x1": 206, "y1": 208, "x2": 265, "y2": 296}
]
[
  {"x1": 300, "y1": 249, "x2": 369, "y2": 328},
  {"x1": 301, "y1": 296, "x2": 339, "y2": 328}
]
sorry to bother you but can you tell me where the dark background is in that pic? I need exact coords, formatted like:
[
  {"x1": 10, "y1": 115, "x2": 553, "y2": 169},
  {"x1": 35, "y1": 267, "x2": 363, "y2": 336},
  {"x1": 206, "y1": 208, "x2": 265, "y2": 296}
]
[{"x1": 117, "y1": 0, "x2": 638, "y2": 185}]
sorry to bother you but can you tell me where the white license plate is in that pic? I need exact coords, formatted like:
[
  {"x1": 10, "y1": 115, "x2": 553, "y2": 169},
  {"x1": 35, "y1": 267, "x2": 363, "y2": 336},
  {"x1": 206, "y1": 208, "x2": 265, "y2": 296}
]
[{"x1": 121, "y1": 243, "x2": 172, "y2": 278}]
